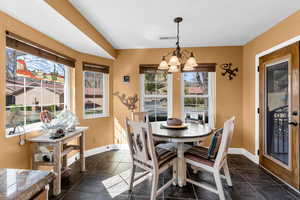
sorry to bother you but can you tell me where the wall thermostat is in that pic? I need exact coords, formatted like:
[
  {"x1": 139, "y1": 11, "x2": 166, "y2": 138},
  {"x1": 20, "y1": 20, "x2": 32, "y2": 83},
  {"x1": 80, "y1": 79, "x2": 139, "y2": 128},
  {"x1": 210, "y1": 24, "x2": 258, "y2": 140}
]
[{"x1": 123, "y1": 75, "x2": 130, "y2": 83}]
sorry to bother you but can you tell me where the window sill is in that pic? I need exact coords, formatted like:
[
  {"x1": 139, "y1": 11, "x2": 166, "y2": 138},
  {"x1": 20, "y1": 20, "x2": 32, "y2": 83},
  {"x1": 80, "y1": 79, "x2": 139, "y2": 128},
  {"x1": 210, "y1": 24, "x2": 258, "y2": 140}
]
[
  {"x1": 83, "y1": 114, "x2": 110, "y2": 120},
  {"x1": 6, "y1": 122, "x2": 43, "y2": 138}
]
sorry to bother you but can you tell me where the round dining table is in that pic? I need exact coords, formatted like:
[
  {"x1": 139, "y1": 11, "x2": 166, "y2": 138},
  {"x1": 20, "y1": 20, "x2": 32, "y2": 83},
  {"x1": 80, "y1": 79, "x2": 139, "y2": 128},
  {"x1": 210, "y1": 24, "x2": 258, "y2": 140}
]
[{"x1": 151, "y1": 121, "x2": 213, "y2": 187}]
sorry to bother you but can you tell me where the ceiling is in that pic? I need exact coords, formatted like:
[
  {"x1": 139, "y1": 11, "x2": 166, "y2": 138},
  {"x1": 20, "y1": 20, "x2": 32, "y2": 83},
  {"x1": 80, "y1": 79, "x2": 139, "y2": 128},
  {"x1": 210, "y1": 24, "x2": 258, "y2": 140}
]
[
  {"x1": 0, "y1": 0, "x2": 112, "y2": 58},
  {"x1": 70, "y1": 0, "x2": 300, "y2": 49}
]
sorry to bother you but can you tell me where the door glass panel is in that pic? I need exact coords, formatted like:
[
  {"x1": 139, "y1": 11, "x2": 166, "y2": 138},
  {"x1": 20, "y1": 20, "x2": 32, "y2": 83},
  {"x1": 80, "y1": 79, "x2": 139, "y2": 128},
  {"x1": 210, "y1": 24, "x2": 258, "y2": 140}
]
[{"x1": 265, "y1": 61, "x2": 289, "y2": 166}]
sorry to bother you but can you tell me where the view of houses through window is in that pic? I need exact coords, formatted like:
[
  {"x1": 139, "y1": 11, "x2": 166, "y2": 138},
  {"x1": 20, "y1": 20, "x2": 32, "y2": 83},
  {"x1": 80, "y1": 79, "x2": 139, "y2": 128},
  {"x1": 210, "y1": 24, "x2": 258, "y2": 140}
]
[
  {"x1": 141, "y1": 72, "x2": 172, "y2": 122},
  {"x1": 83, "y1": 71, "x2": 105, "y2": 118},
  {"x1": 183, "y1": 72, "x2": 210, "y2": 123},
  {"x1": 5, "y1": 48, "x2": 67, "y2": 133}
]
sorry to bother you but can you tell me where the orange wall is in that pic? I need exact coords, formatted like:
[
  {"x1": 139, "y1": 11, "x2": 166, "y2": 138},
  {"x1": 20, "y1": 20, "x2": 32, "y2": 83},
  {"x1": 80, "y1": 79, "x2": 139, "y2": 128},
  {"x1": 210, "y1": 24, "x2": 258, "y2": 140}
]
[
  {"x1": 243, "y1": 10, "x2": 300, "y2": 154},
  {"x1": 113, "y1": 47, "x2": 243, "y2": 147},
  {"x1": 0, "y1": 11, "x2": 114, "y2": 169}
]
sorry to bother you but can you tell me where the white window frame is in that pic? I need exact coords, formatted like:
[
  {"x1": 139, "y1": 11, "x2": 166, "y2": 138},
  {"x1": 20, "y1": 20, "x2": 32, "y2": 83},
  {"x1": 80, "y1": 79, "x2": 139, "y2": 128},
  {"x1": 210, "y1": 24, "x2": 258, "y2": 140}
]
[
  {"x1": 5, "y1": 51, "x2": 71, "y2": 138},
  {"x1": 83, "y1": 71, "x2": 109, "y2": 119},
  {"x1": 140, "y1": 73, "x2": 173, "y2": 120},
  {"x1": 181, "y1": 72, "x2": 215, "y2": 128}
]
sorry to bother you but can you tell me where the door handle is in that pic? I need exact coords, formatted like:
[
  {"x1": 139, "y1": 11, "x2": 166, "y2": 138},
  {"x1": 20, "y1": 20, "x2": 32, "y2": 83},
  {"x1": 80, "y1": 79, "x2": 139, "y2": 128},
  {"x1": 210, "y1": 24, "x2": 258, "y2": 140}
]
[{"x1": 288, "y1": 122, "x2": 298, "y2": 126}]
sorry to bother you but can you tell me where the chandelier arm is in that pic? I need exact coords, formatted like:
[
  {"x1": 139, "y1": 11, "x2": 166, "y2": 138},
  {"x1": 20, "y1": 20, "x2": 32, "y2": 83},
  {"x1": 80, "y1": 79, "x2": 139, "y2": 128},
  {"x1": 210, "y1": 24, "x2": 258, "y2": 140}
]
[
  {"x1": 162, "y1": 51, "x2": 174, "y2": 58},
  {"x1": 180, "y1": 50, "x2": 190, "y2": 59},
  {"x1": 167, "y1": 51, "x2": 174, "y2": 57},
  {"x1": 182, "y1": 49, "x2": 192, "y2": 54}
]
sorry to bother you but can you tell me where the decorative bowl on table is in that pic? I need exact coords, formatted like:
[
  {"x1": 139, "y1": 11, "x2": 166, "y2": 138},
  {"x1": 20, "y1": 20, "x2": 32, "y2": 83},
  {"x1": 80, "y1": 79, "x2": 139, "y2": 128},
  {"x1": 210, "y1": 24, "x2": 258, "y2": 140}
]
[
  {"x1": 167, "y1": 118, "x2": 183, "y2": 126},
  {"x1": 161, "y1": 118, "x2": 188, "y2": 129}
]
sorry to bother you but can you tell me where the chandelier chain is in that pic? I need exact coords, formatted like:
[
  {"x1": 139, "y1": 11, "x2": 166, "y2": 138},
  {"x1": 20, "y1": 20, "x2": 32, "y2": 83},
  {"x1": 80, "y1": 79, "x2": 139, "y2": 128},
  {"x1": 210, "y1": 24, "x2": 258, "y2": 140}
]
[{"x1": 176, "y1": 21, "x2": 180, "y2": 46}]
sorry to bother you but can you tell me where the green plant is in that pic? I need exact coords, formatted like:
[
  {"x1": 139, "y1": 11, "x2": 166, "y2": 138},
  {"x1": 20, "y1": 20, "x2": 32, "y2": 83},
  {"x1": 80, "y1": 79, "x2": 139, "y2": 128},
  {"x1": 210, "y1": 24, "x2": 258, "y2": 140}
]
[
  {"x1": 9, "y1": 105, "x2": 24, "y2": 112},
  {"x1": 25, "y1": 106, "x2": 32, "y2": 111},
  {"x1": 184, "y1": 98, "x2": 197, "y2": 105},
  {"x1": 145, "y1": 82, "x2": 156, "y2": 94},
  {"x1": 145, "y1": 73, "x2": 155, "y2": 82}
]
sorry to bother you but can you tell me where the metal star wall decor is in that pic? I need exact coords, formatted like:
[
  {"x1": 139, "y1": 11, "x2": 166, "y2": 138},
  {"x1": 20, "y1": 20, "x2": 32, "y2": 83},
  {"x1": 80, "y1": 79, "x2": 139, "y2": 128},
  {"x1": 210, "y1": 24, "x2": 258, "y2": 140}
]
[{"x1": 220, "y1": 63, "x2": 238, "y2": 80}]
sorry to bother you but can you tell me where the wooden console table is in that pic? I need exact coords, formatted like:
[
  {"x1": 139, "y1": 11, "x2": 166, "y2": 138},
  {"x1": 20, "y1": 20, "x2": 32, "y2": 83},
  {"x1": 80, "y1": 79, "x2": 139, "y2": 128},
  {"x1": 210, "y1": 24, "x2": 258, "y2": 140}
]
[{"x1": 28, "y1": 127, "x2": 88, "y2": 196}]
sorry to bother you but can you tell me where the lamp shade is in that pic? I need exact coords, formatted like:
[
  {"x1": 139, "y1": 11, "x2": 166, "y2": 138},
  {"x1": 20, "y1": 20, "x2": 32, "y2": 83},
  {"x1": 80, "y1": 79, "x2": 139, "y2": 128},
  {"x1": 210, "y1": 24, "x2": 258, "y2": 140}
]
[
  {"x1": 168, "y1": 65, "x2": 179, "y2": 72},
  {"x1": 183, "y1": 62, "x2": 194, "y2": 71},
  {"x1": 168, "y1": 55, "x2": 180, "y2": 66},
  {"x1": 186, "y1": 55, "x2": 198, "y2": 67},
  {"x1": 158, "y1": 57, "x2": 169, "y2": 70}
]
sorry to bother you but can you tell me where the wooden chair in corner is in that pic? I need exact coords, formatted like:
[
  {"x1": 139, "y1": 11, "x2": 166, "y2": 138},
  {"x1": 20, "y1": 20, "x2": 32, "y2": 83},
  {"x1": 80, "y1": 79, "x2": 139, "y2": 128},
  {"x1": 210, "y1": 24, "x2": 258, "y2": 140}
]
[
  {"x1": 184, "y1": 117, "x2": 235, "y2": 200},
  {"x1": 125, "y1": 118, "x2": 178, "y2": 200}
]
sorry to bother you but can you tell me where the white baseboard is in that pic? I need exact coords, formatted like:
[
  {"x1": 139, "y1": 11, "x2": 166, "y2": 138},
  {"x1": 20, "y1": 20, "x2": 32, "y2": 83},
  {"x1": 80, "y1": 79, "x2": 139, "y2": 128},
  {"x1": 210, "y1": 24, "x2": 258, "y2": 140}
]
[
  {"x1": 85, "y1": 145, "x2": 118, "y2": 157},
  {"x1": 229, "y1": 148, "x2": 259, "y2": 164},
  {"x1": 68, "y1": 145, "x2": 259, "y2": 166},
  {"x1": 114, "y1": 144, "x2": 129, "y2": 150}
]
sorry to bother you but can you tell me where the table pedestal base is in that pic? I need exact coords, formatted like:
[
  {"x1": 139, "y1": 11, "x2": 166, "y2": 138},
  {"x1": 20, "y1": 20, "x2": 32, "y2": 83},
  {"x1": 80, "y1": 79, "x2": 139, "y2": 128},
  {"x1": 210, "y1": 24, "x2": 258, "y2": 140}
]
[{"x1": 177, "y1": 143, "x2": 187, "y2": 187}]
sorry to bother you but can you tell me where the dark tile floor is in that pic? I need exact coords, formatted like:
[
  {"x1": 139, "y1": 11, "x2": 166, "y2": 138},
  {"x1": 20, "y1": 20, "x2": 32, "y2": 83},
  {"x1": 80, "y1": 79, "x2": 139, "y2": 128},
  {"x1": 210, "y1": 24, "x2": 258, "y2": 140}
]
[{"x1": 50, "y1": 150, "x2": 300, "y2": 200}]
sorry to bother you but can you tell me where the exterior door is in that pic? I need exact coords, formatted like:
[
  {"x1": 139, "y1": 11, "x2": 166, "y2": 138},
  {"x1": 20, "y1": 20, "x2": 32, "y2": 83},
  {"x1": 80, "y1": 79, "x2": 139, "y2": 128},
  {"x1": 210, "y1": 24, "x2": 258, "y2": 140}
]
[{"x1": 259, "y1": 42, "x2": 300, "y2": 189}]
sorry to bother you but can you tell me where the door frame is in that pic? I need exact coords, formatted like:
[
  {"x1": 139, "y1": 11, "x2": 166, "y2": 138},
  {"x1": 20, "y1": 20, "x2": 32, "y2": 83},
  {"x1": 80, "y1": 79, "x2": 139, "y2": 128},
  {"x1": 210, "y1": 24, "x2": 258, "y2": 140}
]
[
  {"x1": 260, "y1": 55, "x2": 293, "y2": 171},
  {"x1": 255, "y1": 39, "x2": 300, "y2": 192},
  {"x1": 255, "y1": 35, "x2": 300, "y2": 162}
]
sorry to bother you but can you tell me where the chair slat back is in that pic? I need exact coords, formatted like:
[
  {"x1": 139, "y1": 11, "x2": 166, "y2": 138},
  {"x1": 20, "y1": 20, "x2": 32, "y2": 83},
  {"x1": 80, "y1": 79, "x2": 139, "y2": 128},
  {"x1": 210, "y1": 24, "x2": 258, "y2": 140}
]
[
  {"x1": 132, "y1": 112, "x2": 149, "y2": 122},
  {"x1": 214, "y1": 117, "x2": 235, "y2": 167},
  {"x1": 125, "y1": 118, "x2": 156, "y2": 166}
]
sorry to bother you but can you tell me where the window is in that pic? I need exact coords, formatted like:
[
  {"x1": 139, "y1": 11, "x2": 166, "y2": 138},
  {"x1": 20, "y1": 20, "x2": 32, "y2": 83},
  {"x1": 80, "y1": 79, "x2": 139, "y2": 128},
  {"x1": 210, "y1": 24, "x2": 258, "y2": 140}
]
[
  {"x1": 182, "y1": 72, "x2": 214, "y2": 126},
  {"x1": 5, "y1": 48, "x2": 69, "y2": 136},
  {"x1": 83, "y1": 69, "x2": 108, "y2": 119},
  {"x1": 141, "y1": 71, "x2": 172, "y2": 122}
]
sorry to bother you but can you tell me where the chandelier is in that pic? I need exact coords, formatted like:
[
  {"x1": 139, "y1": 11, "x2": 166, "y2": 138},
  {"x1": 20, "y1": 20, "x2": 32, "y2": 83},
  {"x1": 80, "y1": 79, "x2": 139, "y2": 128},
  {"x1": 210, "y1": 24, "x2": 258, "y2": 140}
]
[{"x1": 158, "y1": 17, "x2": 198, "y2": 72}]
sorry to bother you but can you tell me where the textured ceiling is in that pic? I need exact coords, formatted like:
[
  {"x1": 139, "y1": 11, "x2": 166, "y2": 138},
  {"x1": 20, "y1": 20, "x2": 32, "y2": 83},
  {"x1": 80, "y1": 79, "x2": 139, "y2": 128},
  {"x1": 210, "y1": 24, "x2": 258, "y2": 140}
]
[{"x1": 70, "y1": 0, "x2": 300, "y2": 49}]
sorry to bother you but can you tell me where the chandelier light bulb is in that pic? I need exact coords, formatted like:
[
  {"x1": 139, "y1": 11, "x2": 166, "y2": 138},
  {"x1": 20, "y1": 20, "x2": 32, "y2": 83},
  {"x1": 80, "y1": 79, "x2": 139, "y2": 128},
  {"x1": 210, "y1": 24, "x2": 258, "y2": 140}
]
[
  {"x1": 186, "y1": 53, "x2": 198, "y2": 67},
  {"x1": 168, "y1": 65, "x2": 179, "y2": 72},
  {"x1": 168, "y1": 54, "x2": 181, "y2": 66},
  {"x1": 183, "y1": 62, "x2": 194, "y2": 71}
]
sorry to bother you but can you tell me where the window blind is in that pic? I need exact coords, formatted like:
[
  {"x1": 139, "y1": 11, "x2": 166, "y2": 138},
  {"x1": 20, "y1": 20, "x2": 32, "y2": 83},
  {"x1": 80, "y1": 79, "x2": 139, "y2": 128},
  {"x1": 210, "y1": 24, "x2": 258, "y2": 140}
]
[
  {"x1": 139, "y1": 64, "x2": 167, "y2": 74},
  {"x1": 6, "y1": 31, "x2": 76, "y2": 67},
  {"x1": 83, "y1": 62, "x2": 109, "y2": 73},
  {"x1": 182, "y1": 63, "x2": 216, "y2": 72},
  {"x1": 139, "y1": 63, "x2": 216, "y2": 73}
]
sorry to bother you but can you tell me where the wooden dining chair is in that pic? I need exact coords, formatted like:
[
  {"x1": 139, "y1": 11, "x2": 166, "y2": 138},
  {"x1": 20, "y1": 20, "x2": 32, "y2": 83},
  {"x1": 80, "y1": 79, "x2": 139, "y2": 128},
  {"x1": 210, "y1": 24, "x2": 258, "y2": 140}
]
[
  {"x1": 132, "y1": 111, "x2": 149, "y2": 122},
  {"x1": 125, "y1": 118, "x2": 178, "y2": 200},
  {"x1": 132, "y1": 111, "x2": 172, "y2": 148},
  {"x1": 189, "y1": 127, "x2": 223, "y2": 174},
  {"x1": 184, "y1": 117, "x2": 235, "y2": 200}
]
